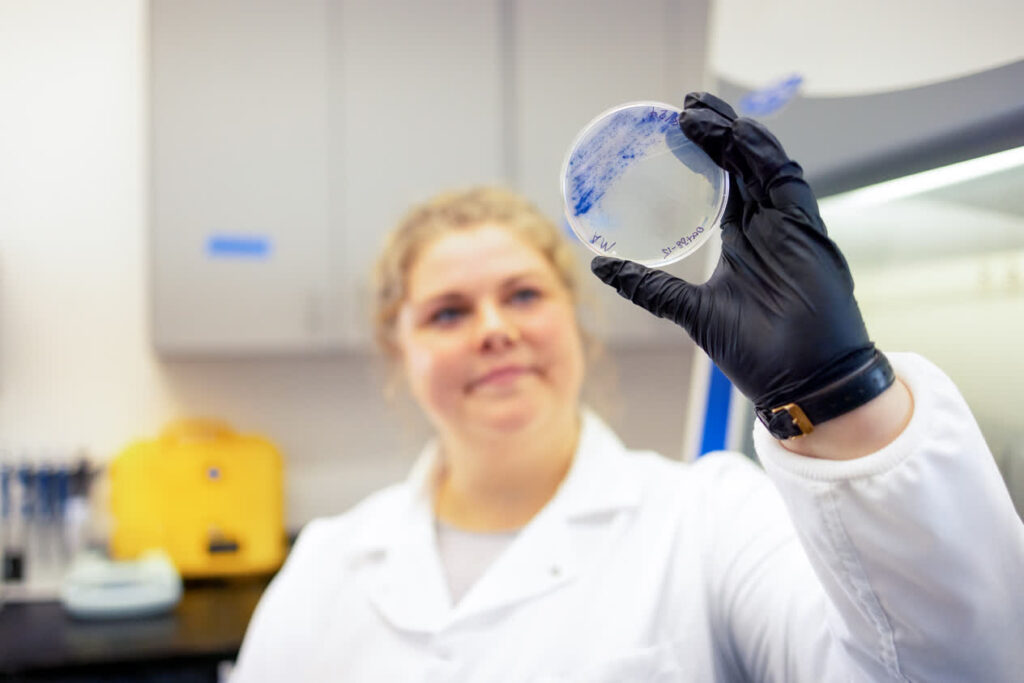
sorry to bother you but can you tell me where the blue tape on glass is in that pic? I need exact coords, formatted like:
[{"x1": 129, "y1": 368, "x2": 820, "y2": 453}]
[
  {"x1": 207, "y1": 235, "x2": 271, "y2": 259},
  {"x1": 698, "y1": 362, "x2": 733, "y2": 456},
  {"x1": 739, "y1": 74, "x2": 803, "y2": 117}
]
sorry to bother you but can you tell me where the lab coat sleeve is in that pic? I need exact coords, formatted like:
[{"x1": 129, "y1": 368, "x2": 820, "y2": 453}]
[
  {"x1": 697, "y1": 449, "x2": 839, "y2": 682},
  {"x1": 748, "y1": 351, "x2": 1024, "y2": 682}
]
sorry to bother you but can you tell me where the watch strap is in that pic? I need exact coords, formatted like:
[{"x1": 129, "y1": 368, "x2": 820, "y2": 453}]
[{"x1": 756, "y1": 351, "x2": 896, "y2": 440}]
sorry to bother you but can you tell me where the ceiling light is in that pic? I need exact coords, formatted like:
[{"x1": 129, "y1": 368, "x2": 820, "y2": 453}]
[{"x1": 819, "y1": 145, "x2": 1024, "y2": 214}]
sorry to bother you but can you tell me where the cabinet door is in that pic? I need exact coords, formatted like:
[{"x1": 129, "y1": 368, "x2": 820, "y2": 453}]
[
  {"x1": 151, "y1": 0, "x2": 339, "y2": 354},
  {"x1": 513, "y1": 0, "x2": 712, "y2": 347},
  {"x1": 334, "y1": 0, "x2": 505, "y2": 347}
]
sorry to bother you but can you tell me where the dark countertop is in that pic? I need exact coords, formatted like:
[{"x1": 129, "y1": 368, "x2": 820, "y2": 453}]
[{"x1": 0, "y1": 577, "x2": 270, "y2": 680}]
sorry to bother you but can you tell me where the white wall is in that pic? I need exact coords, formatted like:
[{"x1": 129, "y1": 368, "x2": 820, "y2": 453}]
[
  {"x1": 709, "y1": 0, "x2": 1024, "y2": 96},
  {"x1": 854, "y1": 253, "x2": 1024, "y2": 452},
  {"x1": 0, "y1": 1, "x2": 174, "y2": 457},
  {"x1": 0, "y1": 0, "x2": 695, "y2": 528}
]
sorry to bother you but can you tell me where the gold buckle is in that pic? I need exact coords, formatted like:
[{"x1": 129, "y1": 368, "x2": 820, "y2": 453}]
[{"x1": 771, "y1": 403, "x2": 814, "y2": 436}]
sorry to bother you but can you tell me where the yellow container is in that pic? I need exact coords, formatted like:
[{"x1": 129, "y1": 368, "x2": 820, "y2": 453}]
[{"x1": 109, "y1": 419, "x2": 285, "y2": 578}]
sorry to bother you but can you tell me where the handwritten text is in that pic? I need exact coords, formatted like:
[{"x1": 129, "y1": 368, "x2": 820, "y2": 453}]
[{"x1": 662, "y1": 226, "x2": 705, "y2": 258}]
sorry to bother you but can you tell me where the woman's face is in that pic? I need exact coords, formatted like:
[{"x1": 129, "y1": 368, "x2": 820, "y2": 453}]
[{"x1": 395, "y1": 224, "x2": 585, "y2": 438}]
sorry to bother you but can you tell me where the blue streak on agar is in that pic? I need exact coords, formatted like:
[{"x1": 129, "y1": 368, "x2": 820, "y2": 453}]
[{"x1": 568, "y1": 107, "x2": 679, "y2": 217}]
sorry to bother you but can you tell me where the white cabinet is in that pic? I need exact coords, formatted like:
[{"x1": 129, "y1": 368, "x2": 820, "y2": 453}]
[
  {"x1": 151, "y1": 0, "x2": 504, "y2": 353},
  {"x1": 334, "y1": 0, "x2": 505, "y2": 347},
  {"x1": 151, "y1": 0, "x2": 340, "y2": 354},
  {"x1": 150, "y1": 0, "x2": 711, "y2": 353}
]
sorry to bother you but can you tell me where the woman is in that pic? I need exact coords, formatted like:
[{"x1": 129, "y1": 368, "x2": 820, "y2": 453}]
[{"x1": 233, "y1": 94, "x2": 1023, "y2": 681}]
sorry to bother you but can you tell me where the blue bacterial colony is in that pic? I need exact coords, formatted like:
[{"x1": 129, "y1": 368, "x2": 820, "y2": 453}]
[{"x1": 567, "y1": 107, "x2": 680, "y2": 217}]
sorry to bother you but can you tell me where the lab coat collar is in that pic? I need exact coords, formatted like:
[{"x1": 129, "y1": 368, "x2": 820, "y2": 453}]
[
  {"x1": 547, "y1": 409, "x2": 646, "y2": 519},
  {"x1": 349, "y1": 410, "x2": 645, "y2": 634}
]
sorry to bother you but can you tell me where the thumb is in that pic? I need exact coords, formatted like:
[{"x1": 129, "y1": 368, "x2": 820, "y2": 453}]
[{"x1": 591, "y1": 257, "x2": 703, "y2": 333}]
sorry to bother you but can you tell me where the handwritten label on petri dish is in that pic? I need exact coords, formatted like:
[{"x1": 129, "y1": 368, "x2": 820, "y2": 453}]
[
  {"x1": 589, "y1": 232, "x2": 617, "y2": 253},
  {"x1": 661, "y1": 226, "x2": 706, "y2": 258}
]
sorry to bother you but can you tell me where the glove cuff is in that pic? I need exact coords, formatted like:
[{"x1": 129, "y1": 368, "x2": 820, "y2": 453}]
[{"x1": 755, "y1": 351, "x2": 895, "y2": 440}]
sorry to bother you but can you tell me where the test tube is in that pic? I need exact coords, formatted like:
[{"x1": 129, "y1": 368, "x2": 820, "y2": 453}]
[
  {"x1": 1, "y1": 464, "x2": 13, "y2": 583},
  {"x1": 56, "y1": 464, "x2": 70, "y2": 567},
  {"x1": 35, "y1": 464, "x2": 59, "y2": 583},
  {"x1": 65, "y1": 458, "x2": 93, "y2": 560},
  {"x1": 4, "y1": 464, "x2": 32, "y2": 584}
]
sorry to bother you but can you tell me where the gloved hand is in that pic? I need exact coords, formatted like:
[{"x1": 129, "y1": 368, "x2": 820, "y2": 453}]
[{"x1": 591, "y1": 92, "x2": 893, "y2": 439}]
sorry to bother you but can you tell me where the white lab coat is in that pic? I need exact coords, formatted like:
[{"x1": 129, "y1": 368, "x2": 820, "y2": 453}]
[{"x1": 233, "y1": 353, "x2": 1023, "y2": 682}]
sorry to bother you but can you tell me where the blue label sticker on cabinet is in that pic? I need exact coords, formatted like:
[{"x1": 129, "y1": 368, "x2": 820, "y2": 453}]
[{"x1": 207, "y1": 235, "x2": 271, "y2": 259}]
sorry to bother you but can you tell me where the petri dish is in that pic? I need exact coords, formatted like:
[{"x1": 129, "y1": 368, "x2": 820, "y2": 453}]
[{"x1": 561, "y1": 101, "x2": 729, "y2": 266}]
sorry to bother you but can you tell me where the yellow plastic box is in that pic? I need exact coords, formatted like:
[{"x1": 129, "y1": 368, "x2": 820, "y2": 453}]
[{"x1": 109, "y1": 419, "x2": 286, "y2": 578}]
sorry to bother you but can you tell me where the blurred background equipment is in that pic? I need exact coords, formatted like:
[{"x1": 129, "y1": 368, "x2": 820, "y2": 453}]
[
  {"x1": 1, "y1": 452, "x2": 100, "y2": 602},
  {"x1": 60, "y1": 549, "x2": 183, "y2": 620},
  {"x1": 109, "y1": 419, "x2": 285, "y2": 578}
]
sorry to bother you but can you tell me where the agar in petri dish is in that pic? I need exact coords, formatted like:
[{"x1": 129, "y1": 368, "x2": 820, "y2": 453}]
[{"x1": 561, "y1": 101, "x2": 729, "y2": 266}]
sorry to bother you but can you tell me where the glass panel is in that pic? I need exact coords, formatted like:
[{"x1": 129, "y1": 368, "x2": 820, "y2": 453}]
[{"x1": 822, "y1": 150, "x2": 1024, "y2": 519}]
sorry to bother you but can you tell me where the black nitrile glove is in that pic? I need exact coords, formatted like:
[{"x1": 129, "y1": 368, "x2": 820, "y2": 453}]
[{"x1": 591, "y1": 92, "x2": 893, "y2": 439}]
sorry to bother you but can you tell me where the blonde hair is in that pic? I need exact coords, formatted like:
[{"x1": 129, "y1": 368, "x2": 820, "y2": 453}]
[{"x1": 372, "y1": 186, "x2": 581, "y2": 355}]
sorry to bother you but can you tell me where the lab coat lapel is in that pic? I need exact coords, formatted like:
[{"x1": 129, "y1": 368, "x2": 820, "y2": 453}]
[
  {"x1": 452, "y1": 500, "x2": 580, "y2": 619},
  {"x1": 355, "y1": 412, "x2": 643, "y2": 632},
  {"x1": 357, "y1": 446, "x2": 454, "y2": 634},
  {"x1": 453, "y1": 412, "x2": 643, "y2": 621}
]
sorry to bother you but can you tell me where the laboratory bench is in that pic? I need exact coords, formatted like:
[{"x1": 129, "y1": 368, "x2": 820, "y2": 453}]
[{"x1": 0, "y1": 577, "x2": 270, "y2": 682}]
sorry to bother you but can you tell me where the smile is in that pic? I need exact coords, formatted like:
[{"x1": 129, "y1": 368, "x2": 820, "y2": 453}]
[{"x1": 468, "y1": 365, "x2": 537, "y2": 390}]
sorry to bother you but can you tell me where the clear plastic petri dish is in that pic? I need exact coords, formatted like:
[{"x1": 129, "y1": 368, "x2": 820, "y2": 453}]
[{"x1": 561, "y1": 101, "x2": 729, "y2": 267}]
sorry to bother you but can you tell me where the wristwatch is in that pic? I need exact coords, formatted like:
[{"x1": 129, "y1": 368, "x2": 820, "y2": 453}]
[{"x1": 755, "y1": 351, "x2": 896, "y2": 440}]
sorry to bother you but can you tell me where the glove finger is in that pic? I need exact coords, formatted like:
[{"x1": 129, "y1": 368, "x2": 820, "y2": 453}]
[
  {"x1": 731, "y1": 119, "x2": 825, "y2": 233},
  {"x1": 591, "y1": 257, "x2": 703, "y2": 335},
  {"x1": 721, "y1": 173, "x2": 745, "y2": 228},
  {"x1": 678, "y1": 107, "x2": 755, "y2": 186},
  {"x1": 679, "y1": 96, "x2": 769, "y2": 202},
  {"x1": 683, "y1": 92, "x2": 739, "y2": 121},
  {"x1": 729, "y1": 118, "x2": 810, "y2": 200}
]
